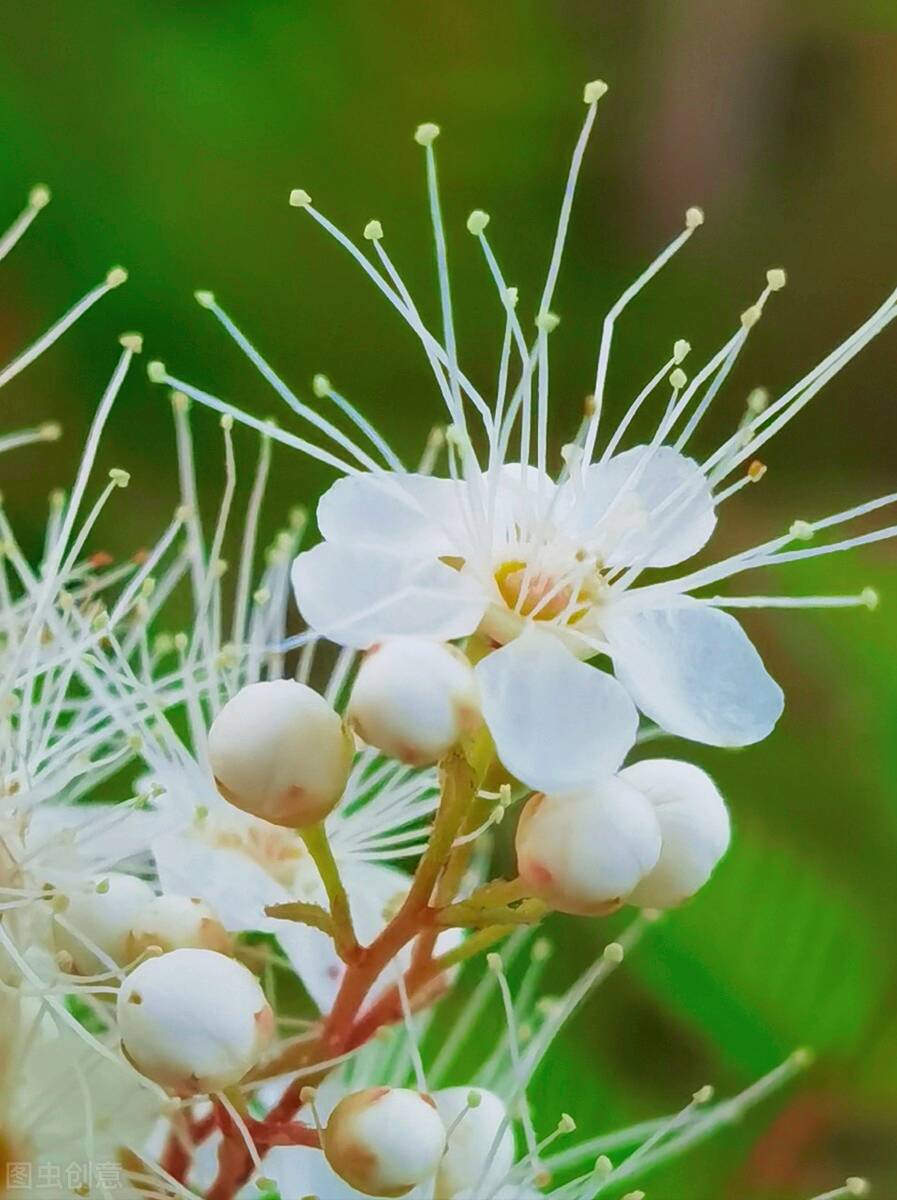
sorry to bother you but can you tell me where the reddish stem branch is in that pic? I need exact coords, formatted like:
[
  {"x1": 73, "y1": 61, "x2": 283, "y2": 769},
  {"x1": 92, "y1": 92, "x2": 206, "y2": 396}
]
[{"x1": 206, "y1": 751, "x2": 480, "y2": 1200}]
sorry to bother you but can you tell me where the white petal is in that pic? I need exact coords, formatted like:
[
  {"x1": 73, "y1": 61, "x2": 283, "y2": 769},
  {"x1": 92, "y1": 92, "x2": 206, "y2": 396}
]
[
  {"x1": 474, "y1": 629, "x2": 639, "y2": 793},
  {"x1": 291, "y1": 543, "x2": 488, "y2": 649},
  {"x1": 151, "y1": 829, "x2": 288, "y2": 931},
  {"x1": 317, "y1": 472, "x2": 469, "y2": 556},
  {"x1": 562, "y1": 445, "x2": 716, "y2": 568},
  {"x1": 605, "y1": 595, "x2": 784, "y2": 745}
]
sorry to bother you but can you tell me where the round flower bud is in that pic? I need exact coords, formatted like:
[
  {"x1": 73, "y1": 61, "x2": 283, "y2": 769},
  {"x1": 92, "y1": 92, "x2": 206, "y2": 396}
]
[
  {"x1": 620, "y1": 759, "x2": 731, "y2": 908},
  {"x1": 117, "y1": 948, "x2": 273, "y2": 1094},
  {"x1": 323, "y1": 1087, "x2": 447, "y2": 1197},
  {"x1": 433, "y1": 1087, "x2": 515, "y2": 1200},
  {"x1": 126, "y1": 893, "x2": 233, "y2": 958},
  {"x1": 515, "y1": 779, "x2": 662, "y2": 916},
  {"x1": 55, "y1": 872, "x2": 156, "y2": 975},
  {"x1": 208, "y1": 680, "x2": 354, "y2": 827},
  {"x1": 347, "y1": 638, "x2": 481, "y2": 766}
]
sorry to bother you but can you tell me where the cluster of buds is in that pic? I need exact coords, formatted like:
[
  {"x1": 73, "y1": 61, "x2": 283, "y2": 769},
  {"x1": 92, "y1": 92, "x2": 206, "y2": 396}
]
[{"x1": 516, "y1": 759, "x2": 731, "y2": 915}]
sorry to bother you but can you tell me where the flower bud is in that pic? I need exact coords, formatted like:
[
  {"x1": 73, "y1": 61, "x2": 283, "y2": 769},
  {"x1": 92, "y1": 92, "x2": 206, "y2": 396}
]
[
  {"x1": 126, "y1": 894, "x2": 233, "y2": 958},
  {"x1": 347, "y1": 638, "x2": 480, "y2": 766},
  {"x1": 515, "y1": 779, "x2": 662, "y2": 915},
  {"x1": 620, "y1": 759, "x2": 731, "y2": 908},
  {"x1": 55, "y1": 872, "x2": 156, "y2": 975},
  {"x1": 117, "y1": 948, "x2": 273, "y2": 1095},
  {"x1": 323, "y1": 1087, "x2": 447, "y2": 1197},
  {"x1": 208, "y1": 680, "x2": 354, "y2": 827},
  {"x1": 433, "y1": 1087, "x2": 514, "y2": 1200}
]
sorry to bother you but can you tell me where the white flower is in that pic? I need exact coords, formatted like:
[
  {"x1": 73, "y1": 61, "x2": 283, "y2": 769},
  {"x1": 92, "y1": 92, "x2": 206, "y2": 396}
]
[
  {"x1": 117, "y1": 948, "x2": 274, "y2": 1094},
  {"x1": 347, "y1": 637, "x2": 482, "y2": 766},
  {"x1": 515, "y1": 779, "x2": 662, "y2": 915},
  {"x1": 53, "y1": 872, "x2": 156, "y2": 976},
  {"x1": 322, "y1": 1087, "x2": 447, "y2": 1196},
  {"x1": 125, "y1": 892, "x2": 233, "y2": 957},
  {"x1": 621, "y1": 758, "x2": 731, "y2": 908},
  {"x1": 154, "y1": 84, "x2": 897, "y2": 791},
  {"x1": 432, "y1": 1087, "x2": 515, "y2": 1200},
  {"x1": 208, "y1": 679, "x2": 355, "y2": 828}
]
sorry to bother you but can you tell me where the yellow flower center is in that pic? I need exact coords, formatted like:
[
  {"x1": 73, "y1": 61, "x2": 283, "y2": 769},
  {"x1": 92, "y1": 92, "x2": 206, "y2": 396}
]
[
  {"x1": 202, "y1": 818, "x2": 306, "y2": 888},
  {"x1": 494, "y1": 559, "x2": 596, "y2": 623}
]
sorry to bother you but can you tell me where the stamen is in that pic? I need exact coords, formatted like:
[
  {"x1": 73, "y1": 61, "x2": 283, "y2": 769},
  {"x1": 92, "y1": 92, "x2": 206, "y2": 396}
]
[
  {"x1": 538, "y1": 82, "x2": 606, "y2": 316},
  {"x1": 0, "y1": 269, "x2": 127, "y2": 391},
  {"x1": 195, "y1": 294, "x2": 383, "y2": 471},
  {"x1": 0, "y1": 184, "x2": 51, "y2": 262},
  {"x1": 584, "y1": 210, "x2": 703, "y2": 461},
  {"x1": 147, "y1": 365, "x2": 357, "y2": 475}
]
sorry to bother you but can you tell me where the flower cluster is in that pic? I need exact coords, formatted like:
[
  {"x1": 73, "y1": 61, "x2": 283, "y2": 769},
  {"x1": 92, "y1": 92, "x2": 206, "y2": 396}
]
[{"x1": 0, "y1": 80, "x2": 887, "y2": 1200}]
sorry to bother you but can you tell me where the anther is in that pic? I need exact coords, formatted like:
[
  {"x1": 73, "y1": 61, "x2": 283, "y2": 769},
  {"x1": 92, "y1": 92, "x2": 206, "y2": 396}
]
[
  {"x1": 789, "y1": 1047, "x2": 815, "y2": 1070},
  {"x1": 747, "y1": 460, "x2": 766, "y2": 482},
  {"x1": 535, "y1": 311, "x2": 560, "y2": 332},
  {"x1": 195, "y1": 290, "x2": 216, "y2": 309},
  {"x1": 119, "y1": 333, "x2": 143, "y2": 353},
  {"x1": 106, "y1": 266, "x2": 128, "y2": 288},
  {"x1": 747, "y1": 387, "x2": 769, "y2": 414},
  {"x1": 685, "y1": 207, "x2": 705, "y2": 229},
  {"x1": 466, "y1": 210, "x2": 490, "y2": 236},
  {"x1": 673, "y1": 339, "x2": 691, "y2": 363},
  {"x1": 766, "y1": 268, "x2": 787, "y2": 291},
  {"x1": 414, "y1": 123, "x2": 440, "y2": 146},
  {"x1": 789, "y1": 520, "x2": 814, "y2": 541},
  {"x1": 109, "y1": 468, "x2": 130, "y2": 488},
  {"x1": 603, "y1": 942, "x2": 624, "y2": 963},
  {"x1": 147, "y1": 361, "x2": 167, "y2": 383},
  {"x1": 583, "y1": 80, "x2": 609, "y2": 104},
  {"x1": 289, "y1": 189, "x2": 312, "y2": 208},
  {"x1": 312, "y1": 374, "x2": 331, "y2": 398},
  {"x1": 29, "y1": 184, "x2": 51, "y2": 209},
  {"x1": 363, "y1": 220, "x2": 383, "y2": 241},
  {"x1": 862, "y1": 587, "x2": 879, "y2": 611},
  {"x1": 670, "y1": 368, "x2": 687, "y2": 390},
  {"x1": 38, "y1": 422, "x2": 62, "y2": 441}
]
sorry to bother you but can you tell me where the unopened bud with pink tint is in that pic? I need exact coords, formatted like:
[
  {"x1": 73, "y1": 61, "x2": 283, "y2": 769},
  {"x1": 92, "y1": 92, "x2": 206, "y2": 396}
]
[
  {"x1": 620, "y1": 759, "x2": 731, "y2": 908},
  {"x1": 126, "y1": 893, "x2": 233, "y2": 958},
  {"x1": 54, "y1": 872, "x2": 156, "y2": 975},
  {"x1": 208, "y1": 679, "x2": 354, "y2": 827},
  {"x1": 117, "y1": 948, "x2": 273, "y2": 1095},
  {"x1": 433, "y1": 1086, "x2": 515, "y2": 1200},
  {"x1": 515, "y1": 779, "x2": 662, "y2": 915},
  {"x1": 347, "y1": 638, "x2": 481, "y2": 766},
  {"x1": 323, "y1": 1086, "x2": 447, "y2": 1196}
]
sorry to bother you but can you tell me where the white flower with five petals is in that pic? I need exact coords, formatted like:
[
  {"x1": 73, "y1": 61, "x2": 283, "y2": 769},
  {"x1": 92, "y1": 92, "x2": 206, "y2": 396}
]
[{"x1": 152, "y1": 83, "x2": 897, "y2": 792}]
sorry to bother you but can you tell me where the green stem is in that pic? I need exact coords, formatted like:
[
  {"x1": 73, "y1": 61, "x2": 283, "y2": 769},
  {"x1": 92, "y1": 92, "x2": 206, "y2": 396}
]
[{"x1": 300, "y1": 822, "x2": 358, "y2": 961}]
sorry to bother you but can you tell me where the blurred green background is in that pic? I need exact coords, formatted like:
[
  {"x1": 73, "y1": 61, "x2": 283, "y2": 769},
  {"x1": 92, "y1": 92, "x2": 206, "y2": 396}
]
[{"x1": 2, "y1": 2, "x2": 897, "y2": 1196}]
